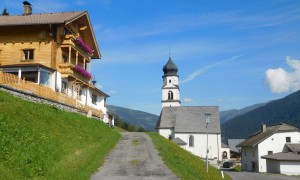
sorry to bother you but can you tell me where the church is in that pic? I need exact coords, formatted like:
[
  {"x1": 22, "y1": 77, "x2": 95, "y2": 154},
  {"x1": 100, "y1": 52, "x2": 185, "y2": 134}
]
[{"x1": 156, "y1": 57, "x2": 223, "y2": 162}]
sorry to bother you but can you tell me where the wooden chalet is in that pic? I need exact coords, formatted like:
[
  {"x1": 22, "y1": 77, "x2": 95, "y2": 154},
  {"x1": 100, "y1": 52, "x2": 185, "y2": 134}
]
[{"x1": 0, "y1": 3, "x2": 109, "y2": 120}]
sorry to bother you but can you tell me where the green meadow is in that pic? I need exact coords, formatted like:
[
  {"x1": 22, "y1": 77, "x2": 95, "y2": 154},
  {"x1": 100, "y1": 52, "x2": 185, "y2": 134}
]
[{"x1": 0, "y1": 90, "x2": 121, "y2": 179}]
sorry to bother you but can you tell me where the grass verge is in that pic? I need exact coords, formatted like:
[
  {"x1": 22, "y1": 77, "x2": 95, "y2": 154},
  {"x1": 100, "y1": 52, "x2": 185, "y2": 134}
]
[
  {"x1": 147, "y1": 132, "x2": 232, "y2": 180},
  {"x1": 232, "y1": 165, "x2": 241, "y2": 172},
  {"x1": 0, "y1": 90, "x2": 121, "y2": 179}
]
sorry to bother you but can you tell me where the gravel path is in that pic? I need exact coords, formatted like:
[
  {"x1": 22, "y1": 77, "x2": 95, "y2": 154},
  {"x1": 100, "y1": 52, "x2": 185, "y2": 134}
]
[{"x1": 90, "y1": 132, "x2": 178, "y2": 180}]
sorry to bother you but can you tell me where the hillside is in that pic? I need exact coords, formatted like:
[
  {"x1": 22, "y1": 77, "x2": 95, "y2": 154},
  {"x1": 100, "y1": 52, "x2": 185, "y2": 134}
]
[
  {"x1": 221, "y1": 90, "x2": 300, "y2": 142},
  {"x1": 0, "y1": 90, "x2": 121, "y2": 179},
  {"x1": 148, "y1": 132, "x2": 231, "y2": 180},
  {"x1": 107, "y1": 105, "x2": 159, "y2": 131},
  {"x1": 220, "y1": 102, "x2": 269, "y2": 124}
]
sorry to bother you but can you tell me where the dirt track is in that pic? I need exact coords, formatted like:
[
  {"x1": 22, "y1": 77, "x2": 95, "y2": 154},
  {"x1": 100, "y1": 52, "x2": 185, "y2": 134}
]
[{"x1": 90, "y1": 132, "x2": 178, "y2": 180}]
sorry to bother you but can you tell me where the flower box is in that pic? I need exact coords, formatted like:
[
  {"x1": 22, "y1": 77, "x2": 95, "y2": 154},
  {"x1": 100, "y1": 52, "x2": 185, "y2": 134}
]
[
  {"x1": 76, "y1": 38, "x2": 94, "y2": 55},
  {"x1": 74, "y1": 65, "x2": 92, "y2": 79}
]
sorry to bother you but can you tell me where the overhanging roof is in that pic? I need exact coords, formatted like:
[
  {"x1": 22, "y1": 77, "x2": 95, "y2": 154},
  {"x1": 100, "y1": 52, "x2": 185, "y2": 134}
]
[
  {"x1": 0, "y1": 11, "x2": 101, "y2": 59},
  {"x1": 237, "y1": 123, "x2": 299, "y2": 147},
  {"x1": 261, "y1": 152, "x2": 300, "y2": 161},
  {"x1": 0, "y1": 11, "x2": 86, "y2": 26},
  {"x1": 156, "y1": 106, "x2": 220, "y2": 133}
]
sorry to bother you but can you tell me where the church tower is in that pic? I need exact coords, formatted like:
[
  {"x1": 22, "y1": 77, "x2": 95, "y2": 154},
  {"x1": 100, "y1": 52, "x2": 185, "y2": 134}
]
[{"x1": 161, "y1": 57, "x2": 181, "y2": 107}]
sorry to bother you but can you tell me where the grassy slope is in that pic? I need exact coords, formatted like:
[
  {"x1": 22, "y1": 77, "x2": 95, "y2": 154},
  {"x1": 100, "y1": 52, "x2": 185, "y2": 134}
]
[
  {"x1": 0, "y1": 90, "x2": 121, "y2": 179},
  {"x1": 147, "y1": 132, "x2": 232, "y2": 180}
]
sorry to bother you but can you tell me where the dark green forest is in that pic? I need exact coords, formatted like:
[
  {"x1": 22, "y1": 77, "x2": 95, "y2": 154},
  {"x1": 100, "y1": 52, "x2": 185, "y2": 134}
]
[{"x1": 221, "y1": 90, "x2": 300, "y2": 142}]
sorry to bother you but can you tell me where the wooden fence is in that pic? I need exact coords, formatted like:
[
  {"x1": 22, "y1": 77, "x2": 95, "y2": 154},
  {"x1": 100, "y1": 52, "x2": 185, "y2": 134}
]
[{"x1": 0, "y1": 72, "x2": 103, "y2": 118}]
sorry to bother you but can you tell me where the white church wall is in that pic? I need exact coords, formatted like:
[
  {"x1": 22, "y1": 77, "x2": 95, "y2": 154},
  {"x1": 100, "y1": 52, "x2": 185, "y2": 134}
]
[
  {"x1": 159, "y1": 129, "x2": 173, "y2": 139},
  {"x1": 175, "y1": 133, "x2": 221, "y2": 160}
]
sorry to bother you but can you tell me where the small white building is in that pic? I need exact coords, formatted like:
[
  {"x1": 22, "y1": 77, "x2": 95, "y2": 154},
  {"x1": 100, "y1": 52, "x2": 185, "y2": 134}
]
[
  {"x1": 261, "y1": 143, "x2": 300, "y2": 176},
  {"x1": 156, "y1": 57, "x2": 222, "y2": 162},
  {"x1": 237, "y1": 123, "x2": 300, "y2": 174},
  {"x1": 221, "y1": 143, "x2": 231, "y2": 160}
]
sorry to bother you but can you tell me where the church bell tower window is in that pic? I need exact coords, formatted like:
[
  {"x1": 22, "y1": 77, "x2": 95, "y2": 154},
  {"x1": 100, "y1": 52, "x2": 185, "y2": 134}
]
[{"x1": 168, "y1": 91, "x2": 173, "y2": 100}]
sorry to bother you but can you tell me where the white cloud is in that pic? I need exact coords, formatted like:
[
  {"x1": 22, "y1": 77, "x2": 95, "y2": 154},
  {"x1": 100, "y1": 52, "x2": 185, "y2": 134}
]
[
  {"x1": 184, "y1": 98, "x2": 193, "y2": 103},
  {"x1": 95, "y1": 84, "x2": 103, "y2": 90},
  {"x1": 107, "y1": 90, "x2": 117, "y2": 95},
  {"x1": 265, "y1": 56, "x2": 300, "y2": 93},
  {"x1": 180, "y1": 54, "x2": 244, "y2": 84},
  {"x1": 217, "y1": 98, "x2": 223, "y2": 103}
]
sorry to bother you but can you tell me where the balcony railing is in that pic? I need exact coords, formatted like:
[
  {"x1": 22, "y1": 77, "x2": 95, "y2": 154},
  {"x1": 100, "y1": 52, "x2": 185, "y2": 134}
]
[
  {"x1": 60, "y1": 35, "x2": 93, "y2": 58},
  {"x1": 59, "y1": 63, "x2": 91, "y2": 84},
  {"x1": 0, "y1": 72, "x2": 102, "y2": 118},
  {"x1": 74, "y1": 65, "x2": 92, "y2": 79},
  {"x1": 75, "y1": 38, "x2": 94, "y2": 55}
]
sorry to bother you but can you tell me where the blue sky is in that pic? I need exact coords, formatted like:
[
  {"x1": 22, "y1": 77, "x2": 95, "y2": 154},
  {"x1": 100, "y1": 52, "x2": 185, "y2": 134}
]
[{"x1": 2, "y1": 0, "x2": 300, "y2": 115}]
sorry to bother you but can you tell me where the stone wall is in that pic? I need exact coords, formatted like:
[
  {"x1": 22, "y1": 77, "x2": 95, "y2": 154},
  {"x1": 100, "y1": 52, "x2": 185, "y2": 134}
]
[{"x1": 0, "y1": 84, "x2": 90, "y2": 117}]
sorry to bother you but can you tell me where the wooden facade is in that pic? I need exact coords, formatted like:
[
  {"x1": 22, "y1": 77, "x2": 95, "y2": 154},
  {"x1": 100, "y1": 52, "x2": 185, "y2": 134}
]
[{"x1": 0, "y1": 7, "x2": 108, "y2": 120}]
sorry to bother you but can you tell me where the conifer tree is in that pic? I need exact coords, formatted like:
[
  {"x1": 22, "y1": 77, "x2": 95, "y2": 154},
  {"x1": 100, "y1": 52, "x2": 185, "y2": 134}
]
[{"x1": 2, "y1": 8, "x2": 9, "y2": 16}]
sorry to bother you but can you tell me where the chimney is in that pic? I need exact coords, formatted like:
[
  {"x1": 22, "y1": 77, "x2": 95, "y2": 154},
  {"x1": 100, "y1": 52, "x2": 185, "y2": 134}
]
[
  {"x1": 261, "y1": 124, "x2": 266, "y2": 132},
  {"x1": 23, "y1": 1, "x2": 32, "y2": 15}
]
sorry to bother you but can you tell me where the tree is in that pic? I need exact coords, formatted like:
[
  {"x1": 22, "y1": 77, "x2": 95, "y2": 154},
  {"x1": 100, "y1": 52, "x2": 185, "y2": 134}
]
[
  {"x1": 2, "y1": 8, "x2": 9, "y2": 16},
  {"x1": 137, "y1": 127, "x2": 146, "y2": 132}
]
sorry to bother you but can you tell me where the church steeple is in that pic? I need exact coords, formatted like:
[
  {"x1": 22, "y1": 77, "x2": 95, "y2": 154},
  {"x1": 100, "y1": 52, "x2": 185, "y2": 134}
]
[
  {"x1": 163, "y1": 57, "x2": 178, "y2": 77},
  {"x1": 161, "y1": 57, "x2": 181, "y2": 107}
]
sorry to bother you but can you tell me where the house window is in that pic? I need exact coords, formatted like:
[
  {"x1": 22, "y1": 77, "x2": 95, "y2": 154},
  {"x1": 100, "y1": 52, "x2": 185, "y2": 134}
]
[
  {"x1": 286, "y1": 137, "x2": 291, "y2": 143},
  {"x1": 63, "y1": 28, "x2": 71, "y2": 35},
  {"x1": 62, "y1": 54, "x2": 68, "y2": 63},
  {"x1": 189, "y1": 135, "x2": 194, "y2": 147},
  {"x1": 168, "y1": 91, "x2": 173, "y2": 100},
  {"x1": 22, "y1": 49, "x2": 34, "y2": 60},
  {"x1": 268, "y1": 151, "x2": 273, "y2": 155},
  {"x1": 78, "y1": 89, "x2": 82, "y2": 100},
  {"x1": 92, "y1": 94, "x2": 97, "y2": 104},
  {"x1": 61, "y1": 82, "x2": 67, "y2": 94},
  {"x1": 252, "y1": 150, "x2": 255, "y2": 157},
  {"x1": 244, "y1": 150, "x2": 247, "y2": 156}
]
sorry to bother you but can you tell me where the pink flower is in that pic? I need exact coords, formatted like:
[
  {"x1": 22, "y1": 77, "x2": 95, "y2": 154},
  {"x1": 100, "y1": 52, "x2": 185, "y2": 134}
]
[
  {"x1": 76, "y1": 38, "x2": 94, "y2": 55},
  {"x1": 75, "y1": 65, "x2": 92, "y2": 79}
]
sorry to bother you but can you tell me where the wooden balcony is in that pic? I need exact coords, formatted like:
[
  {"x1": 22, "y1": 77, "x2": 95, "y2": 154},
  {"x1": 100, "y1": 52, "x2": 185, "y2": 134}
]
[
  {"x1": 59, "y1": 63, "x2": 91, "y2": 85},
  {"x1": 0, "y1": 72, "x2": 102, "y2": 118},
  {"x1": 60, "y1": 35, "x2": 91, "y2": 61}
]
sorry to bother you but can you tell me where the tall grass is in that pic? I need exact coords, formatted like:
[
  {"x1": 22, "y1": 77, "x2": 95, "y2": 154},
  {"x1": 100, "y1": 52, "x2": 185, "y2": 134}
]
[
  {"x1": 0, "y1": 90, "x2": 121, "y2": 179},
  {"x1": 147, "y1": 132, "x2": 232, "y2": 180}
]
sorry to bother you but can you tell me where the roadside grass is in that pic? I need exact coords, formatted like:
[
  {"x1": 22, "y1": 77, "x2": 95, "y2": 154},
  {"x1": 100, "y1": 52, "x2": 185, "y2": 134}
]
[
  {"x1": 232, "y1": 165, "x2": 241, "y2": 172},
  {"x1": 114, "y1": 126, "x2": 128, "y2": 132},
  {"x1": 132, "y1": 138, "x2": 140, "y2": 146},
  {"x1": 0, "y1": 90, "x2": 121, "y2": 179},
  {"x1": 129, "y1": 159, "x2": 140, "y2": 166},
  {"x1": 147, "y1": 132, "x2": 232, "y2": 180}
]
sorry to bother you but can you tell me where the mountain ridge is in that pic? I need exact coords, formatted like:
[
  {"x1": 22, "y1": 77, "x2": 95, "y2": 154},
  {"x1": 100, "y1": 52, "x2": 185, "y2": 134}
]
[
  {"x1": 221, "y1": 90, "x2": 300, "y2": 142},
  {"x1": 107, "y1": 105, "x2": 159, "y2": 131}
]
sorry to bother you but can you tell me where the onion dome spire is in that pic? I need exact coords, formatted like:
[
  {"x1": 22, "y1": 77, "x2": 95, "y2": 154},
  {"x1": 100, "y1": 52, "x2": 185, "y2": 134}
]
[{"x1": 163, "y1": 57, "x2": 178, "y2": 77}]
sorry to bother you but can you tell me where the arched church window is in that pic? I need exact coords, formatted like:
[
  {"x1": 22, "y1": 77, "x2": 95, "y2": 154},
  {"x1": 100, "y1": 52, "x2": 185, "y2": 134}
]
[
  {"x1": 223, "y1": 151, "x2": 228, "y2": 159},
  {"x1": 169, "y1": 79, "x2": 171, "y2": 83},
  {"x1": 168, "y1": 91, "x2": 173, "y2": 100},
  {"x1": 189, "y1": 135, "x2": 194, "y2": 147}
]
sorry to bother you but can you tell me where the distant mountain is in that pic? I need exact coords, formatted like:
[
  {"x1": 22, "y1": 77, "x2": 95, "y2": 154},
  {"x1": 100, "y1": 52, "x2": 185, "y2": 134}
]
[
  {"x1": 220, "y1": 102, "x2": 270, "y2": 124},
  {"x1": 221, "y1": 90, "x2": 300, "y2": 142},
  {"x1": 107, "y1": 105, "x2": 159, "y2": 131}
]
